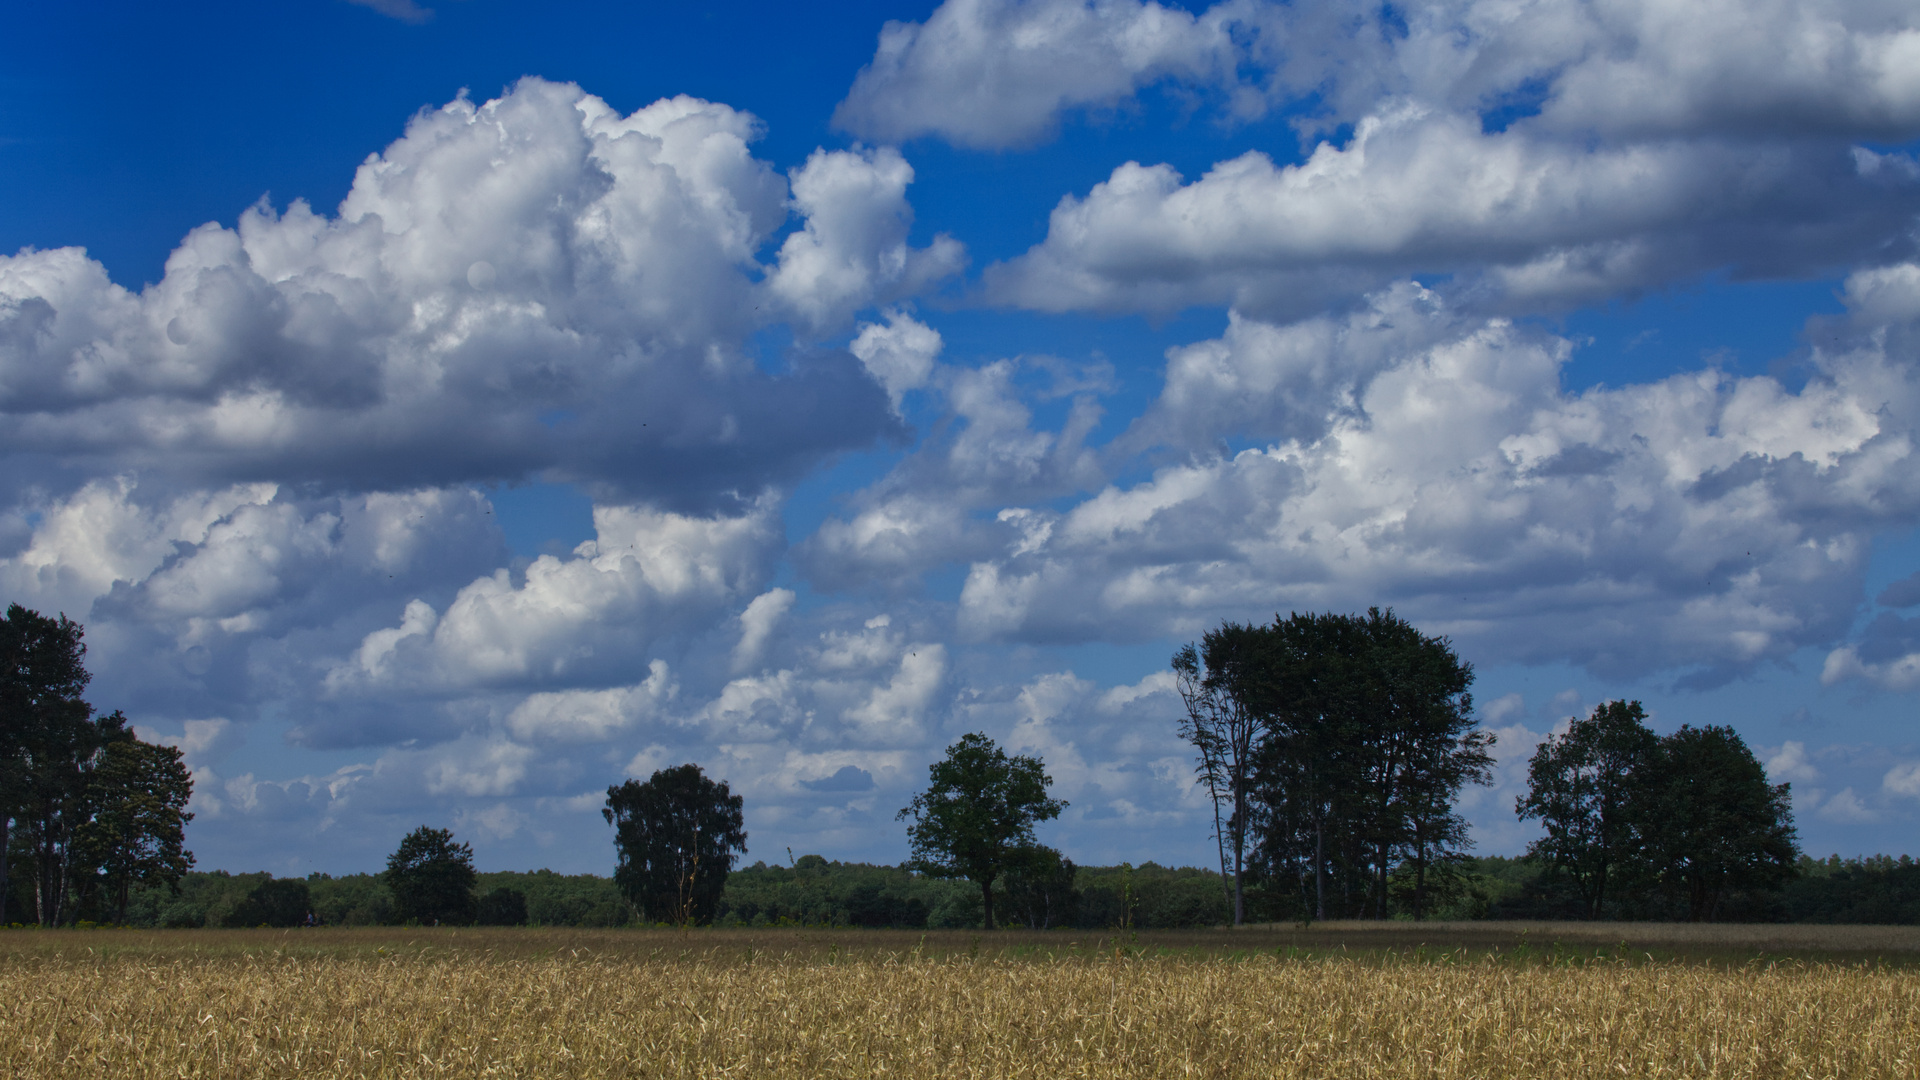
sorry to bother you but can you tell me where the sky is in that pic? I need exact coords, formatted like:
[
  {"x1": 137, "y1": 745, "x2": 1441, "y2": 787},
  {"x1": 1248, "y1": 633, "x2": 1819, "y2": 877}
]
[{"x1": 4, "y1": 0, "x2": 1920, "y2": 876}]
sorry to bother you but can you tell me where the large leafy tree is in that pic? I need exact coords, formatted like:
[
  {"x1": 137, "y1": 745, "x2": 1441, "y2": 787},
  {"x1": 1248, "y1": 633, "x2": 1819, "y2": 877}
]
[
  {"x1": 1, "y1": 605, "x2": 95, "y2": 924},
  {"x1": 384, "y1": 826, "x2": 477, "y2": 925},
  {"x1": 604, "y1": 764, "x2": 747, "y2": 925},
  {"x1": 1517, "y1": 700, "x2": 1661, "y2": 919},
  {"x1": 1242, "y1": 609, "x2": 1489, "y2": 921},
  {"x1": 73, "y1": 738, "x2": 196, "y2": 924},
  {"x1": 0, "y1": 606, "x2": 166, "y2": 926},
  {"x1": 1643, "y1": 724, "x2": 1799, "y2": 920},
  {"x1": 898, "y1": 732, "x2": 1065, "y2": 930}
]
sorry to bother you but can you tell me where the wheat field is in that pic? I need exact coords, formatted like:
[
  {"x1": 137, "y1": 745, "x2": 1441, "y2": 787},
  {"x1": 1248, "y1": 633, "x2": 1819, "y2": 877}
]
[{"x1": 2, "y1": 926, "x2": 1916, "y2": 1078}]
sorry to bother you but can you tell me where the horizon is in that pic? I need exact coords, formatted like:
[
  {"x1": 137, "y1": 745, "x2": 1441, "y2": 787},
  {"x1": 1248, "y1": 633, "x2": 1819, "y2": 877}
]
[{"x1": 4, "y1": 0, "x2": 1920, "y2": 877}]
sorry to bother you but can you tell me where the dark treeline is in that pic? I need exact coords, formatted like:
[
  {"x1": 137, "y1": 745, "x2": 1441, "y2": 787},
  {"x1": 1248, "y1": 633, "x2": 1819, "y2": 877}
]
[
  {"x1": 39, "y1": 859, "x2": 1248, "y2": 930},
  {"x1": 44, "y1": 853, "x2": 1920, "y2": 930}
]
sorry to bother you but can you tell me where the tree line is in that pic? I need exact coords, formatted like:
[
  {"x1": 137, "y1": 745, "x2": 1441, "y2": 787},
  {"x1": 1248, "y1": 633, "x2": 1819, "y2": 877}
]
[{"x1": 0, "y1": 603, "x2": 1826, "y2": 930}]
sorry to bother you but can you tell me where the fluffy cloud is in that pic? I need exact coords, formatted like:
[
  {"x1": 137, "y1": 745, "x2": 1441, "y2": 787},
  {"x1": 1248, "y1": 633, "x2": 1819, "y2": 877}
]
[
  {"x1": 835, "y1": 0, "x2": 1246, "y2": 148},
  {"x1": 847, "y1": 2, "x2": 1920, "y2": 317},
  {"x1": 843, "y1": 0, "x2": 1920, "y2": 149},
  {"x1": 327, "y1": 499, "x2": 780, "y2": 698},
  {"x1": 952, "y1": 276, "x2": 1920, "y2": 682},
  {"x1": 984, "y1": 105, "x2": 1920, "y2": 317},
  {"x1": 0, "y1": 78, "x2": 958, "y2": 509}
]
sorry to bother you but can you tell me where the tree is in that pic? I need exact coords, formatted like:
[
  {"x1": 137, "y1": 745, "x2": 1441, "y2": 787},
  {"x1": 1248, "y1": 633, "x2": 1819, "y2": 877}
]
[
  {"x1": 604, "y1": 764, "x2": 747, "y2": 925},
  {"x1": 224, "y1": 877, "x2": 313, "y2": 928},
  {"x1": 0, "y1": 605, "x2": 103, "y2": 925},
  {"x1": 384, "y1": 826, "x2": 477, "y2": 925},
  {"x1": 1516, "y1": 700, "x2": 1660, "y2": 919},
  {"x1": 999, "y1": 844, "x2": 1079, "y2": 929},
  {"x1": 476, "y1": 886, "x2": 528, "y2": 926},
  {"x1": 899, "y1": 733, "x2": 1066, "y2": 930},
  {"x1": 1173, "y1": 627, "x2": 1263, "y2": 925},
  {"x1": 1244, "y1": 609, "x2": 1489, "y2": 921},
  {"x1": 1642, "y1": 724, "x2": 1799, "y2": 920},
  {"x1": 72, "y1": 737, "x2": 196, "y2": 924}
]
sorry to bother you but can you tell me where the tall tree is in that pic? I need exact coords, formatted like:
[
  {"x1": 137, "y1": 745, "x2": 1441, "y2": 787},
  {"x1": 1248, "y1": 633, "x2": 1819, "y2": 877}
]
[
  {"x1": 384, "y1": 826, "x2": 477, "y2": 925},
  {"x1": 0, "y1": 605, "x2": 99, "y2": 925},
  {"x1": 1642, "y1": 724, "x2": 1799, "y2": 921},
  {"x1": 1173, "y1": 625, "x2": 1264, "y2": 926},
  {"x1": 72, "y1": 737, "x2": 196, "y2": 924},
  {"x1": 604, "y1": 764, "x2": 747, "y2": 925},
  {"x1": 898, "y1": 733, "x2": 1065, "y2": 930},
  {"x1": 1516, "y1": 700, "x2": 1661, "y2": 919}
]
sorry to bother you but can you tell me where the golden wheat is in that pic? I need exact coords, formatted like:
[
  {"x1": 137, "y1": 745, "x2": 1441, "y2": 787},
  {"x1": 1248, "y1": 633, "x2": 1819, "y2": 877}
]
[{"x1": 2, "y1": 929, "x2": 1914, "y2": 1078}]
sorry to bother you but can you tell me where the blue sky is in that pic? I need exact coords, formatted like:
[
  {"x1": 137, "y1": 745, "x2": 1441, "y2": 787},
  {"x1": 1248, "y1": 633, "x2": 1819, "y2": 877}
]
[{"x1": 5, "y1": 0, "x2": 1920, "y2": 875}]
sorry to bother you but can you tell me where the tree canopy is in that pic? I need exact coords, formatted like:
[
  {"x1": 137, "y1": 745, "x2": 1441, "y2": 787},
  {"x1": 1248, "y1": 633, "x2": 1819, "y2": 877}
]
[
  {"x1": 898, "y1": 732, "x2": 1066, "y2": 930},
  {"x1": 1517, "y1": 704, "x2": 1799, "y2": 920},
  {"x1": 1179, "y1": 609, "x2": 1491, "y2": 922},
  {"x1": 384, "y1": 826, "x2": 477, "y2": 926},
  {"x1": 2, "y1": 605, "x2": 194, "y2": 926},
  {"x1": 604, "y1": 763, "x2": 747, "y2": 926}
]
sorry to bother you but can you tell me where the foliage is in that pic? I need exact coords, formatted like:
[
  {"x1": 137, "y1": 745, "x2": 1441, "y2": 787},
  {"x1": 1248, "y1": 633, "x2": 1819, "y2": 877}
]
[
  {"x1": 1641, "y1": 724, "x2": 1799, "y2": 921},
  {"x1": 476, "y1": 886, "x2": 529, "y2": 926},
  {"x1": 1, "y1": 606, "x2": 195, "y2": 926},
  {"x1": 72, "y1": 738, "x2": 195, "y2": 924},
  {"x1": 1516, "y1": 700, "x2": 1661, "y2": 918},
  {"x1": 604, "y1": 764, "x2": 747, "y2": 926},
  {"x1": 384, "y1": 826, "x2": 477, "y2": 926},
  {"x1": 1000, "y1": 845, "x2": 1079, "y2": 929},
  {"x1": 1229, "y1": 609, "x2": 1491, "y2": 922},
  {"x1": 899, "y1": 733, "x2": 1066, "y2": 930},
  {"x1": 224, "y1": 877, "x2": 314, "y2": 928}
]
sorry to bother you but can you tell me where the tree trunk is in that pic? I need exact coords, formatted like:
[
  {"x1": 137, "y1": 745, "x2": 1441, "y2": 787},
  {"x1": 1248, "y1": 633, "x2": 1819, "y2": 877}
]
[
  {"x1": 1229, "y1": 782, "x2": 1245, "y2": 927},
  {"x1": 1413, "y1": 846, "x2": 1426, "y2": 921},
  {"x1": 980, "y1": 879, "x2": 995, "y2": 930},
  {"x1": 1313, "y1": 815, "x2": 1326, "y2": 921},
  {"x1": 0, "y1": 816, "x2": 9, "y2": 925}
]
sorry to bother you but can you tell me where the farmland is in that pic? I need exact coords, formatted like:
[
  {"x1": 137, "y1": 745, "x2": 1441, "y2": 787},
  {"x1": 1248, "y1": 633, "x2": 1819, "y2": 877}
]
[{"x1": 3, "y1": 923, "x2": 1916, "y2": 1078}]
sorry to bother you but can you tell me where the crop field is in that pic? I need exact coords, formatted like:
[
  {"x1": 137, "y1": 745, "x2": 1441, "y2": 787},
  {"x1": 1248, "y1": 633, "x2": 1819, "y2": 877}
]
[{"x1": 3, "y1": 924, "x2": 1917, "y2": 1078}]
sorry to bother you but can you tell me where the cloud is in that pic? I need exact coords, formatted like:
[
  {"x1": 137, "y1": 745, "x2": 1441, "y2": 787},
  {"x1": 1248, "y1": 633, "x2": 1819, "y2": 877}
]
[
  {"x1": 0, "y1": 78, "x2": 956, "y2": 509},
  {"x1": 983, "y1": 105, "x2": 1920, "y2": 318},
  {"x1": 326, "y1": 499, "x2": 780, "y2": 700},
  {"x1": 733, "y1": 588, "x2": 797, "y2": 673},
  {"x1": 767, "y1": 148, "x2": 965, "y2": 333},
  {"x1": 850, "y1": 309, "x2": 943, "y2": 410},
  {"x1": 948, "y1": 279, "x2": 1920, "y2": 681},
  {"x1": 346, "y1": 0, "x2": 433, "y2": 24},
  {"x1": 1877, "y1": 571, "x2": 1920, "y2": 608},
  {"x1": 841, "y1": 0, "x2": 1920, "y2": 150},
  {"x1": 834, "y1": 0, "x2": 1245, "y2": 149}
]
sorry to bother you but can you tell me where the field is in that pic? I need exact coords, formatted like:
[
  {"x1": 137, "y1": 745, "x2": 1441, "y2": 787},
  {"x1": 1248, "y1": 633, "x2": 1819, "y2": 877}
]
[{"x1": 3, "y1": 923, "x2": 1917, "y2": 1078}]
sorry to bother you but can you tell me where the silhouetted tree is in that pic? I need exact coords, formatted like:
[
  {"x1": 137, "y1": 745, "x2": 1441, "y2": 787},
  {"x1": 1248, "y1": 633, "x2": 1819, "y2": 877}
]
[
  {"x1": 899, "y1": 733, "x2": 1065, "y2": 930},
  {"x1": 73, "y1": 737, "x2": 196, "y2": 924},
  {"x1": 384, "y1": 826, "x2": 476, "y2": 925},
  {"x1": 1174, "y1": 627, "x2": 1263, "y2": 925},
  {"x1": 604, "y1": 764, "x2": 746, "y2": 925},
  {"x1": 1642, "y1": 724, "x2": 1799, "y2": 920},
  {"x1": 1, "y1": 605, "x2": 109, "y2": 925},
  {"x1": 1517, "y1": 700, "x2": 1661, "y2": 918},
  {"x1": 1243, "y1": 609, "x2": 1489, "y2": 921}
]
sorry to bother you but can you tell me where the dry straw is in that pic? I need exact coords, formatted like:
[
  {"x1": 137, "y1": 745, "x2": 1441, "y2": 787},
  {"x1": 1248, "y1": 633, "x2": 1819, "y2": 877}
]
[{"x1": 2, "y1": 928, "x2": 1915, "y2": 1078}]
